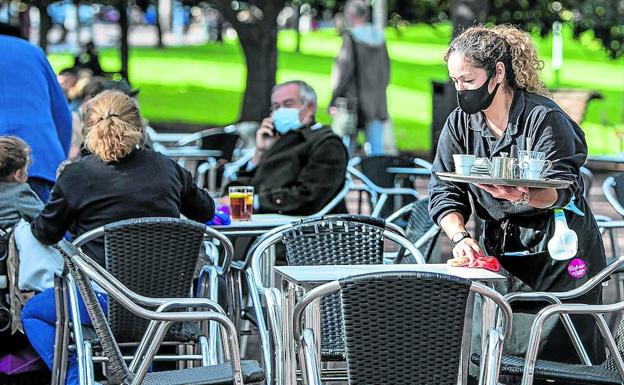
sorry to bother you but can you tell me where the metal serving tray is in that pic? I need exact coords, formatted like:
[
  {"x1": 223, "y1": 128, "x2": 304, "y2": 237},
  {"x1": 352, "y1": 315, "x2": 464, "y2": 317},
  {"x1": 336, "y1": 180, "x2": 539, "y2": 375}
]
[{"x1": 436, "y1": 171, "x2": 573, "y2": 189}]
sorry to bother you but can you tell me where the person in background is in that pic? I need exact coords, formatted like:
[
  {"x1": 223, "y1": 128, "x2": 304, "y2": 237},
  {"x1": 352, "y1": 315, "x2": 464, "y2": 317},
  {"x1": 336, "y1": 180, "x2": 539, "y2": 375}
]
[
  {"x1": 57, "y1": 67, "x2": 78, "y2": 103},
  {"x1": 74, "y1": 41, "x2": 103, "y2": 76},
  {"x1": 24, "y1": 90, "x2": 214, "y2": 385},
  {"x1": 428, "y1": 25, "x2": 606, "y2": 367},
  {"x1": 0, "y1": 136, "x2": 43, "y2": 230},
  {"x1": 233, "y1": 80, "x2": 348, "y2": 215},
  {"x1": 329, "y1": 0, "x2": 390, "y2": 155},
  {"x1": 0, "y1": 35, "x2": 72, "y2": 203}
]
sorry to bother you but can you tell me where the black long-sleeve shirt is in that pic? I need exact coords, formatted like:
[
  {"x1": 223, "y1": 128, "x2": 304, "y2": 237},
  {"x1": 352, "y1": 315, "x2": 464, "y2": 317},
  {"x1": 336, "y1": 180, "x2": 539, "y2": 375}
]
[
  {"x1": 428, "y1": 89, "x2": 605, "y2": 290},
  {"x1": 32, "y1": 149, "x2": 214, "y2": 265},
  {"x1": 429, "y1": 90, "x2": 586, "y2": 225}
]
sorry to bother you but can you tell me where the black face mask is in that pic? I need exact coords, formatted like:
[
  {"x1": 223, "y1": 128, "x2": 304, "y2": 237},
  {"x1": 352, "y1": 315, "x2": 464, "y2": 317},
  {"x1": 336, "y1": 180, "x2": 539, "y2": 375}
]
[{"x1": 457, "y1": 76, "x2": 500, "y2": 114}]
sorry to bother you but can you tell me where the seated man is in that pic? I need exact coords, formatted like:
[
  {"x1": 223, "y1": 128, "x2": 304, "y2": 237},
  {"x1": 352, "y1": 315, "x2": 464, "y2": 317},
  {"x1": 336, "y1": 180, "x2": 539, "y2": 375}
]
[{"x1": 236, "y1": 80, "x2": 348, "y2": 215}]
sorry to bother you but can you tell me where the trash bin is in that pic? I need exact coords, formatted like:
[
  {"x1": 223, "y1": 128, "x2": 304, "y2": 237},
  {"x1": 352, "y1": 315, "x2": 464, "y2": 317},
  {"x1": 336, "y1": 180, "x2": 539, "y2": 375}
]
[{"x1": 431, "y1": 80, "x2": 458, "y2": 160}]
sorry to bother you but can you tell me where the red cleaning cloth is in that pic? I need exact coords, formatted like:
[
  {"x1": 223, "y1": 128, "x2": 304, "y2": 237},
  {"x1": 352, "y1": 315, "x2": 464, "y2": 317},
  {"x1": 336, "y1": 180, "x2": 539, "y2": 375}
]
[{"x1": 447, "y1": 254, "x2": 501, "y2": 272}]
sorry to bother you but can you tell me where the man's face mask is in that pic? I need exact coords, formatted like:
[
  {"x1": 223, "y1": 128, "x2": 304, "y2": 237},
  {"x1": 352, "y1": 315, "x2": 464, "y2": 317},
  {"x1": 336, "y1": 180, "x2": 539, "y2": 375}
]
[
  {"x1": 272, "y1": 107, "x2": 302, "y2": 135},
  {"x1": 456, "y1": 75, "x2": 500, "y2": 114}
]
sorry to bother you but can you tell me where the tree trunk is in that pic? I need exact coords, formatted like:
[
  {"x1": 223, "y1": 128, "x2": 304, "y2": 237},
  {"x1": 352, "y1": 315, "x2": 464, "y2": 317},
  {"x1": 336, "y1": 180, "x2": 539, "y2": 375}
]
[
  {"x1": 212, "y1": 0, "x2": 285, "y2": 122},
  {"x1": 36, "y1": 3, "x2": 51, "y2": 52},
  {"x1": 294, "y1": 3, "x2": 301, "y2": 53},
  {"x1": 237, "y1": 22, "x2": 278, "y2": 121},
  {"x1": 155, "y1": 1, "x2": 164, "y2": 48},
  {"x1": 117, "y1": 0, "x2": 129, "y2": 79},
  {"x1": 18, "y1": 5, "x2": 30, "y2": 40}
]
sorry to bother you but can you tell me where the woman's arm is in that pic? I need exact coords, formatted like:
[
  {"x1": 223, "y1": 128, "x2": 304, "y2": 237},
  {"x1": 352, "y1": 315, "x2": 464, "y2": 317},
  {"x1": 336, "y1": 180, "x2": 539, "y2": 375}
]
[
  {"x1": 31, "y1": 182, "x2": 74, "y2": 244},
  {"x1": 476, "y1": 184, "x2": 558, "y2": 208},
  {"x1": 178, "y1": 164, "x2": 215, "y2": 223},
  {"x1": 439, "y1": 211, "x2": 483, "y2": 260}
]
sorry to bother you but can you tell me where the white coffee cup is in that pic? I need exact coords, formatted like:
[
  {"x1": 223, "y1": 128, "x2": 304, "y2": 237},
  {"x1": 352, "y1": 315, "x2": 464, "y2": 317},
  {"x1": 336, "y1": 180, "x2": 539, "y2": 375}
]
[
  {"x1": 520, "y1": 158, "x2": 553, "y2": 180},
  {"x1": 453, "y1": 154, "x2": 476, "y2": 176}
]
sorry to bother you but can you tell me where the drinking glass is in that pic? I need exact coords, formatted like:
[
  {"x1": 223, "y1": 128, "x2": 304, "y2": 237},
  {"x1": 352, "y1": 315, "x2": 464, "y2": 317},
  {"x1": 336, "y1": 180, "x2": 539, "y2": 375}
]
[{"x1": 228, "y1": 186, "x2": 254, "y2": 221}]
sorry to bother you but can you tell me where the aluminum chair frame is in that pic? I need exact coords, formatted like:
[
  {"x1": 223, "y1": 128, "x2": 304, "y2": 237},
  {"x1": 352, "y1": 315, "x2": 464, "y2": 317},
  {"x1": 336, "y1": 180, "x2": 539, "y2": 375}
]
[
  {"x1": 69, "y1": 220, "x2": 235, "y2": 370},
  {"x1": 52, "y1": 241, "x2": 253, "y2": 385},
  {"x1": 489, "y1": 257, "x2": 624, "y2": 385},
  {"x1": 347, "y1": 157, "x2": 420, "y2": 218},
  {"x1": 240, "y1": 216, "x2": 425, "y2": 385},
  {"x1": 580, "y1": 166, "x2": 594, "y2": 202},
  {"x1": 602, "y1": 176, "x2": 624, "y2": 259},
  {"x1": 293, "y1": 272, "x2": 513, "y2": 385},
  {"x1": 386, "y1": 199, "x2": 441, "y2": 258},
  {"x1": 176, "y1": 125, "x2": 245, "y2": 193}
]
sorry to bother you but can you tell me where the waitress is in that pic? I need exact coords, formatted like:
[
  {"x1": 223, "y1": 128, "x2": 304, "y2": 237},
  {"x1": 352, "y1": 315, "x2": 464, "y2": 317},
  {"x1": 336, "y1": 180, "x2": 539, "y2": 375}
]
[{"x1": 429, "y1": 24, "x2": 606, "y2": 363}]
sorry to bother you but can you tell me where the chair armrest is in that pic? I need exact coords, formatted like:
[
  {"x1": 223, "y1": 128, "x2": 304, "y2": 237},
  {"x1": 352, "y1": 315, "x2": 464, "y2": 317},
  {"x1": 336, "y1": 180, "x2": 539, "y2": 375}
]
[
  {"x1": 204, "y1": 226, "x2": 235, "y2": 275},
  {"x1": 70, "y1": 250, "x2": 225, "y2": 312},
  {"x1": 412, "y1": 157, "x2": 433, "y2": 170},
  {"x1": 386, "y1": 202, "x2": 415, "y2": 223},
  {"x1": 522, "y1": 302, "x2": 624, "y2": 385},
  {"x1": 412, "y1": 225, "x2": 440, "y2": 250}
]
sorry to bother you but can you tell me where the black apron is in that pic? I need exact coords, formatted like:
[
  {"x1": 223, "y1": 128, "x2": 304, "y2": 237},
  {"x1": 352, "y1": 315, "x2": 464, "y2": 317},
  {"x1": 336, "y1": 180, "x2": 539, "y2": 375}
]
[{"x1": 480, "y1": 196, "x2": 606, "y2": 363}]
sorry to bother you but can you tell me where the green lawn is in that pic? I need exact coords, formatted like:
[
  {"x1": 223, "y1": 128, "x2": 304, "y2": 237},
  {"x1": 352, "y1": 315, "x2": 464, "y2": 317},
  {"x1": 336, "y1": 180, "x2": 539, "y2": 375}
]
[{"x1": 47, "y1": 23, "x2": 624, "y2": 155}]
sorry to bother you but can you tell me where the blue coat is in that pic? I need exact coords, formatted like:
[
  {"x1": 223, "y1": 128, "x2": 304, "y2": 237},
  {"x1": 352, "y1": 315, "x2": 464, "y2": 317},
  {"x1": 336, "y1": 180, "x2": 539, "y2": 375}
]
[{"x1": 0, "y1": 36, "x2": 71, "y2": 183}]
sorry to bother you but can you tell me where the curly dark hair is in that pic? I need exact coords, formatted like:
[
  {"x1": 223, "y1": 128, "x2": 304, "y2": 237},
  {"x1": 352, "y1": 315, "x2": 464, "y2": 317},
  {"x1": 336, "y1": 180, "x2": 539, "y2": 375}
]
[{"x1": 445, "y1": 25, "x2": 548, "y2": 96}]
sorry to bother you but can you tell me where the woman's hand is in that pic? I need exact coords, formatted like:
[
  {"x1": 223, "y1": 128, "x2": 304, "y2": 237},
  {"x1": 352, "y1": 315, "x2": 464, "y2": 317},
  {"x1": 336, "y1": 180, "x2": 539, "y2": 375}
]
[
  {"x1": 452, "y1": 237, "x2": 483, "y2": 261},
  {"x1": 476, "y1": 184, "x2": 528, "y2": 203}
]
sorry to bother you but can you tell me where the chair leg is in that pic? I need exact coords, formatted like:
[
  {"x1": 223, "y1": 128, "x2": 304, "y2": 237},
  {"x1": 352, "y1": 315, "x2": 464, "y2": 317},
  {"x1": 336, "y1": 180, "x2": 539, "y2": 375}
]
[
  {"x1": 51, "y1": 277, "x2": 66, "y2": 385},
  {"x1": 245, "y1": 269, "x2": 274, "y2": 385},
  {"x1": 84, "y1": 341, "x2": 95, "y2": 385},
  {"x1": 66, "y1": 277, "x2": 88, "y2": 385},
  {"x1": 199, "y1": 335, "x2": 210, "y2": 366},
  {"x1": 59, "y1": 282, "x2": 70, "y2": 385}
]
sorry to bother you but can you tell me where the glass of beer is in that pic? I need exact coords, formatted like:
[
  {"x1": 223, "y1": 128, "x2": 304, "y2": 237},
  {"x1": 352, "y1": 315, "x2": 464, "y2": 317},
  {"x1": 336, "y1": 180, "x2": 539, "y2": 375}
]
[{"x1": 228, "y1": 186, "x2": 254, "y2": 221}]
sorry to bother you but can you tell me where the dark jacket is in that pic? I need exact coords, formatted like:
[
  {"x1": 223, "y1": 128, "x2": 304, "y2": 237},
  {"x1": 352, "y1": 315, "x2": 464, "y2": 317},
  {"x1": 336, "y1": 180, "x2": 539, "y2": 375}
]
[
  {"x1": 429, "y1": 90, "x2": 606, "y2": 362},
  {"x1": 330, "y1": 25, "x2": 390, "y2": 124},
  {"x1": 237, "y1": 124, "x2": 348, "y2": 215},
  {"x1": 31, "y1": 149, "x2": 214, "y2": 265}
]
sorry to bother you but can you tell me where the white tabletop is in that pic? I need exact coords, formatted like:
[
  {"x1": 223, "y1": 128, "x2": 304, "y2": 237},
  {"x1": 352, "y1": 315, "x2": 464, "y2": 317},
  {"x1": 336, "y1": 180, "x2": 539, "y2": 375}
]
[
  {"x1": 386, "y1": 167, "x2": 432, "y2": 176},
  {"x1": 157, "y1": 147, "x2": 222, "y2": 158},
  {"x1": 213, "y1": 214, "x2": 302, "y2": 231},
  {"x1": 275, "y1": 264, "x2": 506, "y2": 285}
]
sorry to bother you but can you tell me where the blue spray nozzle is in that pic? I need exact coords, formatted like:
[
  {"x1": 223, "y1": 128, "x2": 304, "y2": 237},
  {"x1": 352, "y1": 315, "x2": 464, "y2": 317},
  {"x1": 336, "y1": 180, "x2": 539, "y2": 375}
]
[{"x1": 562, "y1": 196, "x2": 585, "y2": 217}]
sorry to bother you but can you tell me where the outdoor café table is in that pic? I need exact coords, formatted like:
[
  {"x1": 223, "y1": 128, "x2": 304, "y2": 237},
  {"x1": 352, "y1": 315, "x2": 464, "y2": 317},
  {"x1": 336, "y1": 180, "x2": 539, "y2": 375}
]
[
  {"x1": 386, "y1": 166, "x2": 432, "y2": 193},
  {"x1": 275, "y1": 264, "x2": 506, "y2": 385},
  {"x1": 212, "y1": 214, "x2": 303, "y2": 237},
  {"x1": 385, "y1": 166, "x2": 432, "y2": 176},
  {"x1": 587, "y1": 154, "x2": 624, "y2": 171}
]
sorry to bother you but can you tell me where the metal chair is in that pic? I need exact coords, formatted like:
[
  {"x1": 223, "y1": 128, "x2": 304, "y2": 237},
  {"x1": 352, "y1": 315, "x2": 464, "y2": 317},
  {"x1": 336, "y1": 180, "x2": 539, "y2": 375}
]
[
  {"x1": 52, "y1": 241, "x2": 264, "y2": 385},
  {"x1": 239, "y1": 215, "x2": 424, "y2": 385},
  {"x1": 347, "y1": 157, "x2": 420, "y2": 218},
  {"x1": 67, "y1": 218, "x2": 234, "y2": 374},
  {"x1": 176, "y1": 126, "x2": 244, "y2": 193},
  {"x1": 470, "y1": 257, "x2": 624, "y2": 385},
  {"x1": 387, "y1": 197, "x2": 441, "y2": 263},
  {"x1": 580, "y1": 166, "x2": 594, "y2": 202},
  {"x1": 601, "y1": 174, "x2": 624, "y2": 259},
  {"x1": 294, "y1": 271, "x2": 513, "y2": 385}
]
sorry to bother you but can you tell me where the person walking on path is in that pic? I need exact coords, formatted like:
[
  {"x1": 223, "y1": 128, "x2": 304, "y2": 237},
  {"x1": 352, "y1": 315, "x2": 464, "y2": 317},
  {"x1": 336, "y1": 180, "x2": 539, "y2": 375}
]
[{"x1": 329, "y1": 0, "x2": 391, "y2": 156}]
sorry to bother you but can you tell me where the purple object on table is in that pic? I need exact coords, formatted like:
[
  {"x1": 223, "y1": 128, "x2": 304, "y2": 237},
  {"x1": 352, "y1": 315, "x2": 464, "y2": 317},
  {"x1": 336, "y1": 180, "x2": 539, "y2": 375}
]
[{"x1": 205, "y1": 205, "x2": 231, "y2": 226}]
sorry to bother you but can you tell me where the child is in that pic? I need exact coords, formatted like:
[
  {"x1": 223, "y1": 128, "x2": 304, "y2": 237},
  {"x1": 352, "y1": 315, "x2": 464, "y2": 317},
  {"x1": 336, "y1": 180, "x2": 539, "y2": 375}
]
[{"x1": 0, "y1": 136, "x2": 43, "y2": 230}]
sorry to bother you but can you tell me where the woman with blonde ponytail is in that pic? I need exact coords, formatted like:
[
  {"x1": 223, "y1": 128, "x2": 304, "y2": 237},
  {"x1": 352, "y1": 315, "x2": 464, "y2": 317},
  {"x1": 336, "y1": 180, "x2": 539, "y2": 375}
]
[
  {"x1": 430, "y1": 25, "x2": 606, "y2": 364},
  {"x1": 24, "y1": 91, "x2": 215, "y2": 385}
]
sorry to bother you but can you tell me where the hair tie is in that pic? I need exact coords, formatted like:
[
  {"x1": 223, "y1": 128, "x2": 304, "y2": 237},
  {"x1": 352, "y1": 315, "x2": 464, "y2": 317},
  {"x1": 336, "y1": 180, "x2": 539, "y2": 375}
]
[{"x1": 98, "y1": 112, "x2": 119, "y2": 122}]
